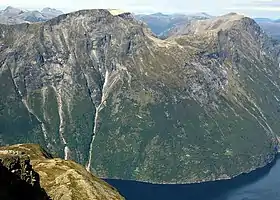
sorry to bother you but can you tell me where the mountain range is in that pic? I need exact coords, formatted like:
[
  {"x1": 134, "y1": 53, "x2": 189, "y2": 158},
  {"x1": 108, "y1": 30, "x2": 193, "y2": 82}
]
[
  {"x1": 254, "y1": 18, "x2": 280, "y2": 41},
  {"x1": 0, "y1": 6, "x2": 63, "y2": 24},
  {"x1": 1, "y1": 8, "x2": 280, "y2": 185},
  {"x1": 1, "y1": 7, "x2": 279, "y2": 41},
  {"x1": 135, "y1": 12, "x2": 212, "y2": 38},
  {"x1": 136, "y1": 13, "x2": 280, "y2": 41}
]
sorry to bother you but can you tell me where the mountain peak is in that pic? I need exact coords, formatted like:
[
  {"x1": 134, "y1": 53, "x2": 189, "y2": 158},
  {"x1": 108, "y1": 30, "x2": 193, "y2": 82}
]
[
  {"x1": 108, "y1": 9, "x2": 130, "y2": 16},
  {"x1": 185, "y1": 13, "x2": 248, "y2": 34},
  {"x1": 189, "y1": 12, "x2": 212, "y2": 18},
  {"x1": 151, "y1": 12, "x2": 168, "y2": 17},
  {"x1": 4, "y1": 6, "x2": 18, "y2": 10},
  {"x1": 163, "y1": 12, "x2": 261, "y2": 39},
  {"x1": 41, "y1": 7, "x2": 63, "y2": 17},
  {"x1": 41, "y1": 7, "x2": 53, "y2": 11},
  {"x1": 224, "y1": 12, "x2": 239, "y2": 17},
  {"x1": 3, "y1": 6, "x2": 23, "y2": 14},
  {"x1": 0, "y1": 6, "x2": 64, "y2": 25},
  {"x1": 41, "y1": 7, "x2": 61, "y2": 13}
]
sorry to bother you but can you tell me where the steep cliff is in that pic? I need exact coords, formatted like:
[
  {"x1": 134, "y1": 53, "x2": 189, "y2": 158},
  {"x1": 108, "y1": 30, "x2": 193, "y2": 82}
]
[
  {"x1": 0, "y1": 9, "x2": 280, "y2": 183},
  {"x1": 0, "y1": 149, "x2": 50, "y2": 200},
  {"x1": 0, "y1": 144, "x2": 124, "y2": 200}
]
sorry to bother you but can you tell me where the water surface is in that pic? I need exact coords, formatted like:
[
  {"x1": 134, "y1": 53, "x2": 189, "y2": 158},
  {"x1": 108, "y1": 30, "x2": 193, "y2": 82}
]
[{"x1": 105, "y1": 156, "x2": 280, "y2": 200}]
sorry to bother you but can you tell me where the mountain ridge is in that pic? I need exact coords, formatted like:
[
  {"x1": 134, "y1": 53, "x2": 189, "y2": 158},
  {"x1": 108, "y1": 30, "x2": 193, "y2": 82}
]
[
  {"x1": 135, "y1": 12, "x2": 210, "y2": 37},
  {"x1": 136, "y1": 12, "x2": 280, "y2": 41},
  {"x1": 0, "y1": 6, "x2": 63, "y2": 25}
]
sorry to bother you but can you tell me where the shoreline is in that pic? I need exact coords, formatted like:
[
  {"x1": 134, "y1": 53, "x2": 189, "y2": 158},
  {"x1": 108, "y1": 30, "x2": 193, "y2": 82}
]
[{"x1": 103, "y1": 153, "x2": 278, "y2": 185}]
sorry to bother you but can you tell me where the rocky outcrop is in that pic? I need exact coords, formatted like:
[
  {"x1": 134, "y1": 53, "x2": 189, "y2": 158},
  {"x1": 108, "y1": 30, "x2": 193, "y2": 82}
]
[
  {"x1": 0, "y1": 9, "x2": 280, "y2": 184},
  {"x1": 0, "y1": 144, "x2": 124, "y2": 200},
  {"x1": 0, "y1": 150, "x2": 50, "y2": 200}
]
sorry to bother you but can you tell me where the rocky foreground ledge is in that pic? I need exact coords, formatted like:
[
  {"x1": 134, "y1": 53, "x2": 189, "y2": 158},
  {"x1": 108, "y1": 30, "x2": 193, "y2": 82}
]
[
  {"x1": 0, "y1": 144, "x2": 124, "y2": 200},
  {"x1": 0, "y1": 149, "x2": 50, "y2": 199}
]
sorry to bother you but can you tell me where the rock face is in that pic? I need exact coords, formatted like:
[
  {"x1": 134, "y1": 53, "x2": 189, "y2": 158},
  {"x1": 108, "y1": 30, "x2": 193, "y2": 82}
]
[
  {"x1": 0, "y1": 144, "x2": 124, "y2": 200},
  {"x1": 0, "y1": 9, "x2": 280, "y2": 184},
  {"x1": 0, "y1": 149, "x2": 50, "y2": 200},
  {"x1": 0, "y1": 6, "x2": 63, "y2": 25}
]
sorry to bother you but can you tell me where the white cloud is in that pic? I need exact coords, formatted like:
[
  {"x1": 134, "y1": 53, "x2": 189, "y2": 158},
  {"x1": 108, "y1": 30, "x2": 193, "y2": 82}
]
[
  {"x1": 229, "y1": 0, "x2": 280, "y2": 18},
  {"x1": 230, "y1": 6, "x2": 280, "y2": 11},
  {"x1": 0, "y1": 0, "x2": 72, "y2": 11},
  {"x1": 234, "y1": 0, "x2": 280, "y2": 9},
  {"x1": 252, "y1": 0, "x2": 280, "y2": 6}
]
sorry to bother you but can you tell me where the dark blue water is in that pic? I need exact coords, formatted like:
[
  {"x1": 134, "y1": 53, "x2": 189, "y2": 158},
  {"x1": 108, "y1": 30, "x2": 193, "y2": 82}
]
[{"x1": 105, "y1": 156, "x2": 280, "y2": 200}]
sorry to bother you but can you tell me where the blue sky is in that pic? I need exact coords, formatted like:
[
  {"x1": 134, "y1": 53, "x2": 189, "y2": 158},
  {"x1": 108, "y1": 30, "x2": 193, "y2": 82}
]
[{"x1": 0, "y1": 0, "x2": 280, "y2": 18}]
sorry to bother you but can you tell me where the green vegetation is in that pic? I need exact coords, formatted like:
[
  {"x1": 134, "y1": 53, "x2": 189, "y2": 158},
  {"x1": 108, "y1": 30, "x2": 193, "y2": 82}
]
[{"x1": 0, "y1": 10, "x2": 280, "y2": 184}]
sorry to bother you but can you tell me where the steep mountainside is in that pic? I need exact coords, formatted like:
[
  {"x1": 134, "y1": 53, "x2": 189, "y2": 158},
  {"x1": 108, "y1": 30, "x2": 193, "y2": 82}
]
[
  {"x1": 0, "y1": 144, "x2": 124, "y2": 200},
  {"x1": 1, "y1": 9, "x2": 280, "y2": 184},
  {"x1": 0, "y1": 6, "x2": 63, "y2": 25}
]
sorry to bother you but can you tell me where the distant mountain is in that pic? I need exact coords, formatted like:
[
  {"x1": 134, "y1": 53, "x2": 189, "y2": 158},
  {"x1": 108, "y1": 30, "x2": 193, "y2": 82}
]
[
  {"x1": 3, "y1": 6, "x2": 24, "y2": 17},
  {"x1": 135, "y1": 12, "x2": 212, "y2": 37},
  {"x1": 41, "y1": 7, "x2": 63, "y2": 18},
  {"x1": 191, "y1": 12, "x2": 212, "y2": 18},
  {"x1": 136, "y1": 13, "x2": 280, "y2": 41},
  {"x1": 254, "y1": 18, "x2": 280, "y2": 40},
  {"x1": 258, "y1": 22, "x2": 280, "y2": 40},
  {"x1": 0, "y1": 6, "x2": 63, "y2": 24},
  {"x1": 254, "y1": 18, "x2": 274, "y2": 23}
]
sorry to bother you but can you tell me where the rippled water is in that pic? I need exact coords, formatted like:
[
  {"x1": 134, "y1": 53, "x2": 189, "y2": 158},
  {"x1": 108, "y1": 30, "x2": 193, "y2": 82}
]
[{"x1": 105, "y1": 156, "x2": 280, "y2": 200}]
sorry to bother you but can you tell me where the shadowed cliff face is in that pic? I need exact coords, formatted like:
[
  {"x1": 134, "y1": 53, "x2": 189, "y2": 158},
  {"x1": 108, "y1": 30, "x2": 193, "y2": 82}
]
[
  {"x1": 1, "y1": 9, "x2": 280, "y2": 184},
  {"x1": 0, "y1": 150, "x2": 50, "y2": 200}
]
